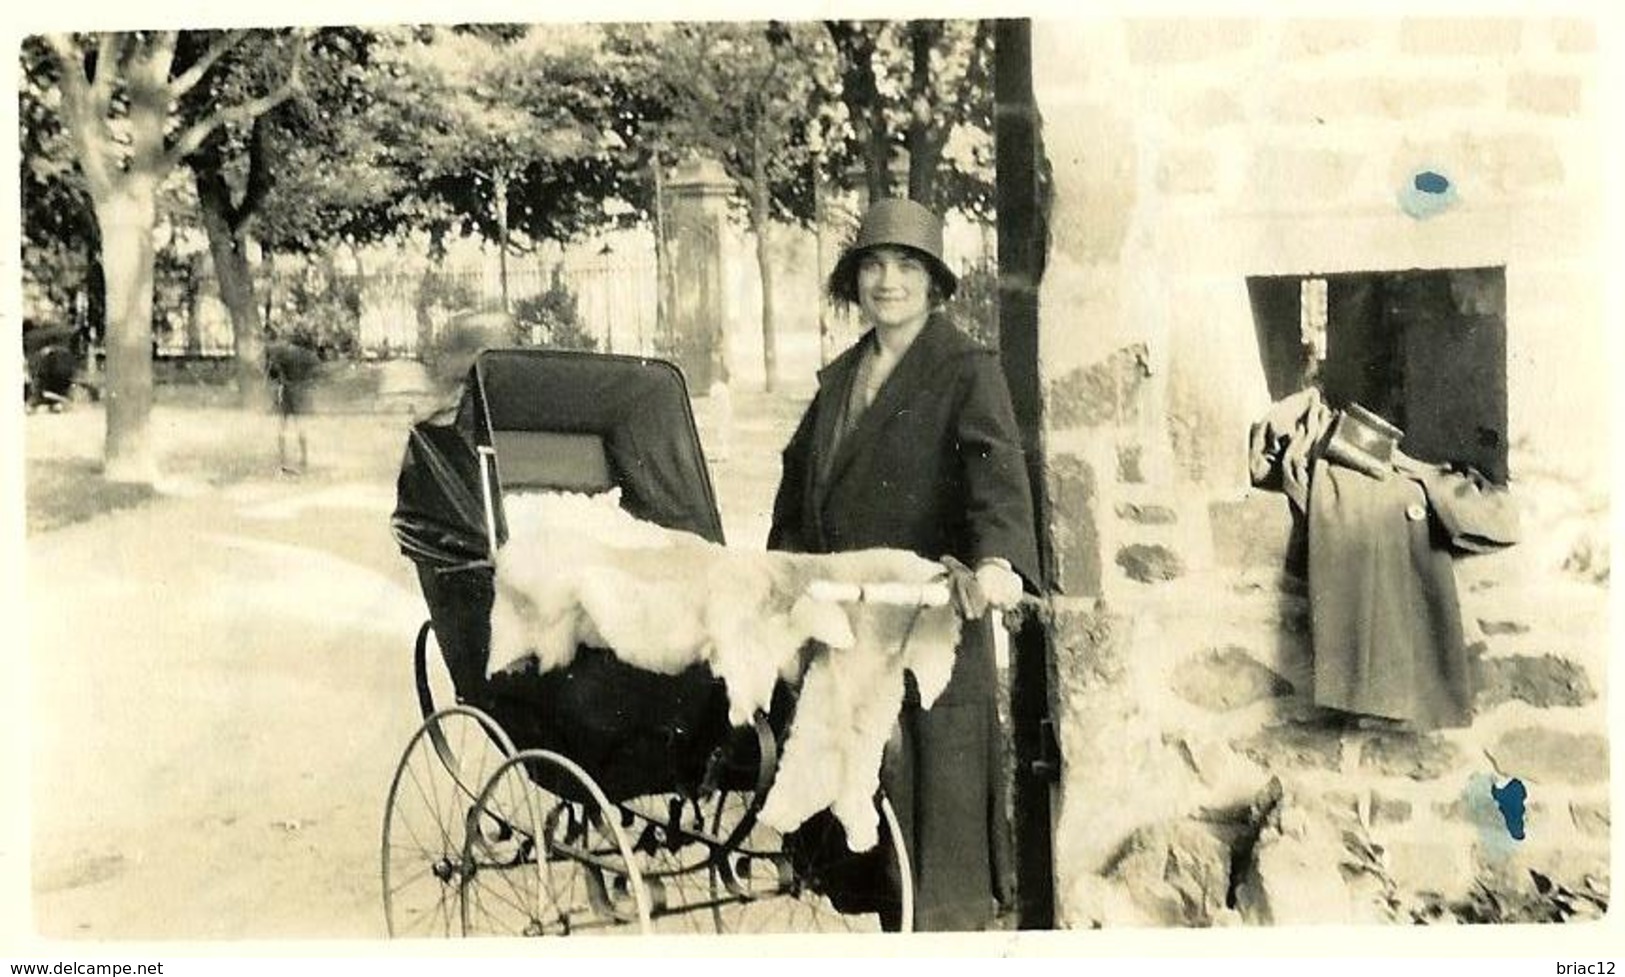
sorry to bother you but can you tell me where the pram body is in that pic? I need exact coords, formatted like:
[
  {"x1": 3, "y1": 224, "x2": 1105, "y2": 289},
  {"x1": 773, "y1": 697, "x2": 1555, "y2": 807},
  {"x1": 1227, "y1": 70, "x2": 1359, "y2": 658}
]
[{"x1": 383, "y1": 349, "x2": 916, "y2": 936}]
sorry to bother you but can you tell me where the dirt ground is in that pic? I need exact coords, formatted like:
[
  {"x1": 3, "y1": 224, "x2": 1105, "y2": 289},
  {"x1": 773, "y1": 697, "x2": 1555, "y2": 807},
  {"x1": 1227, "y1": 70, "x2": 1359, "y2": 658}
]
[{"x1": 14, "y1": 387, "x2": 808, "y2": 943}]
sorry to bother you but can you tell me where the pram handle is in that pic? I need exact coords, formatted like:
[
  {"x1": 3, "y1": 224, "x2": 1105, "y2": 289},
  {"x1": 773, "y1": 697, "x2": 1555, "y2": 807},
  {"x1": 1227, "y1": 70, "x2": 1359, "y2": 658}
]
[{"x1": 805, "y1": 579, "x2": 953, "y2": 608}]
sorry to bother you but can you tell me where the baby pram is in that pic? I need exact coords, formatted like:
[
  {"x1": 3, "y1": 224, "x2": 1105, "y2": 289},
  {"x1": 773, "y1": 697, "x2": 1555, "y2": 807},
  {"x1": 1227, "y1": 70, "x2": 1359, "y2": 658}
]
[{"x1": 384, "y1": 349, "x2": 941, "y2": 937}]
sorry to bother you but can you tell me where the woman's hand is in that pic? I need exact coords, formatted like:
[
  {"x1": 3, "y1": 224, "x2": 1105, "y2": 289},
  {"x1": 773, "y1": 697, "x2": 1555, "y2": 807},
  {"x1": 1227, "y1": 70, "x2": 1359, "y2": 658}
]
[{"x1": 975, "y1": 559, "x2": 1024, "y2": 611}]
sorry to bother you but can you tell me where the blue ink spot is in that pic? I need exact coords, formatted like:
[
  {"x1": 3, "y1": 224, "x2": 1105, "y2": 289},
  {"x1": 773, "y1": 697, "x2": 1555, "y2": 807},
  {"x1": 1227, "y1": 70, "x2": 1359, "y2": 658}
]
[
  {"x1": 1397, "y1": 168, "x2": 1459, "y2": 220},
  {"x1": 1414, "y1": 171, "x2": 1451, "y2": 194},
  {"x1": 1491, "y1": 778, "x2": 1528, "y2": 841}
]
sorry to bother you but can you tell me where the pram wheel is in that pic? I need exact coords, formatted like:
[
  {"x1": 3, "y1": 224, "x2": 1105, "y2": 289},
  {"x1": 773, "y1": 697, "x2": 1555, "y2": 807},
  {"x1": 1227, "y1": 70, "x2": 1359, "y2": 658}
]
[
  {"x1": 460, "y1": 749, "x2": 652, "y2": 937},
  {"x1": 382, "y1": 706, "x2": 516, "y2": 937},
  {"x1": 710, "y1": 794, "x2": 914, "y2": 933}
]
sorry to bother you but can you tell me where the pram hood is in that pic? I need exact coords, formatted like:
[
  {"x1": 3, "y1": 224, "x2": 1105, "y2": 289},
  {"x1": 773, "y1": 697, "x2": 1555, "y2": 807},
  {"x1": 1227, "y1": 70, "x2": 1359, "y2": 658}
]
[{"x1": 392, "y1": 349, "x2": 725, "y2": 570}]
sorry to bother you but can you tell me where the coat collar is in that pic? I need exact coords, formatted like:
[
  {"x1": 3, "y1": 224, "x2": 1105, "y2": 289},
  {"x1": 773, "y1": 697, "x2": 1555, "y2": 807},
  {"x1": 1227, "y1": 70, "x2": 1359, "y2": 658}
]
[{"x1": 813, "y1": 313, "x2": 964, "y2": 494}]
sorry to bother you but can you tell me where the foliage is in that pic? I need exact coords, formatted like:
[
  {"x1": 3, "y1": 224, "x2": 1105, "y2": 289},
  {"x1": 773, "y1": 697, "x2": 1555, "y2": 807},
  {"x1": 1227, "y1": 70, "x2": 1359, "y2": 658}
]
[
  {"x1": 512, "y1": 267, "x2": 596, "y2": 352},
  {"x1": 267, "y1": 263, "x2": 362, "y2": 357},
  {"x1": 822, "y1": 19, "x2": 996, "y2": 217},
  {"x1": 945, "y1": 259, "x2": 1000, "y2": 348},
  {"x1": 372, "y1": 26, "x2": 645, "y2": 252}
]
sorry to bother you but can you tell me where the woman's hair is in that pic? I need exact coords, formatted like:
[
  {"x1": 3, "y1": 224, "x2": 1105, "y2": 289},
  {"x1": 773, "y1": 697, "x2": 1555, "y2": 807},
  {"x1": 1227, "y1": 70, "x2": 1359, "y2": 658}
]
[{"x1": 826, "y1": 245, "x2": 956, "y2": 308}]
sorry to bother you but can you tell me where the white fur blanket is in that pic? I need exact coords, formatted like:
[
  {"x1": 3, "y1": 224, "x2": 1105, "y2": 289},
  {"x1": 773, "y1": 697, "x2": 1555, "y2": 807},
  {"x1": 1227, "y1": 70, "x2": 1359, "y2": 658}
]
[{"x1": 489, "y1": 489, "x2": 961, "y2": 850}]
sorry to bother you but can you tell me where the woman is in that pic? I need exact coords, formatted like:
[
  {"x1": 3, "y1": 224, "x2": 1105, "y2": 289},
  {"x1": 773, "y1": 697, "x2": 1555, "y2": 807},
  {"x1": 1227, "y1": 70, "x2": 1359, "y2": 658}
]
[{"x1": 768, "y1": 197, "x2": 1040, "y2": 931}]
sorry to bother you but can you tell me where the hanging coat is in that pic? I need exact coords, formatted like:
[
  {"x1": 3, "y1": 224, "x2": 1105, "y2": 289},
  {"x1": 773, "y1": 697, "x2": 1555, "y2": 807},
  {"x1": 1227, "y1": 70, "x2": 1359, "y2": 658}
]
[
  {"x1": 1250, "y1": 390, "x2": 1520, "y2": 729},
  {"x1": 769, "y1": 312, "x2": 1040, "y2": 931}
]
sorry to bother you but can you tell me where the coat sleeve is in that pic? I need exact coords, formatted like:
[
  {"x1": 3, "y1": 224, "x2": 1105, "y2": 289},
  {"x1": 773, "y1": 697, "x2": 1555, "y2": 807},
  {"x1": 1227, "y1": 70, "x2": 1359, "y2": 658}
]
[
  {"x1": 953, "y1": 351, "x2": 1041, "y2": 589},
  {"x1": 767, "y1": 395, "x2": 819, "y2": 553},
  {"x1": 1415, "y1": 467, "x2": 1521, "y2": 553}
]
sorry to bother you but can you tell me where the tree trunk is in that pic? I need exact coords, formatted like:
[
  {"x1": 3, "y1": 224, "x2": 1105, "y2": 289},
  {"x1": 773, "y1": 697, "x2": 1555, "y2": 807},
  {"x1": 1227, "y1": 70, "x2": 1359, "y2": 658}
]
[
  {"x1": 750, "y1": 142, "x2": 778, "y2": 393},
  {"x1": 814, "y1": 159, "x2": 833, "y2": 366},
  {"x1": 906, "y1": 21, "x2": 947, "y2": 207},
  {"x1": 196, "y1": 187, "x2": 268, "y2": 408},
  {"x1": 653, "y1": 154, "x2": 673, "y2": 356},
  {"x1": 95, "y1": 188, "x2": 160, "y2": 484},
  {"x1": 494, "y1": 171, "x2": 511, "y2": 315}
]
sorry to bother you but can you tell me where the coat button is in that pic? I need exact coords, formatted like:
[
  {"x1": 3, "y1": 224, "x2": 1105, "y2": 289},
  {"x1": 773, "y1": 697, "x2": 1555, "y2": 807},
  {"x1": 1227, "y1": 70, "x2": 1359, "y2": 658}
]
[{"x1": 1405, "y1": 503, "x2": 1427, "y2": 522}]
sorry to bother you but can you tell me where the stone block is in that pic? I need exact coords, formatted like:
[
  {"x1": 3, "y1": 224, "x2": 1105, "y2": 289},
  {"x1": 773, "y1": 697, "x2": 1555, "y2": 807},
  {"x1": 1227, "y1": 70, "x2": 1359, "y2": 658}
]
[
  {"x1": 1550, "y1": 18, "x2": 1598, "y2": 53},
  {"x1": 1116, "y1": 543, "x2": 1185, "y2": 583},
  {"x1": 1046, "y1": 343, "x2": 1151, "y2": 428},
  {"x1": 1359, "y1": 732, "x2": 1465, "y2": 781},
  {"x1": 1210, "y1": 495, "x2": 1296, "y2": 569},
  {"x1": 1279, "y1": 19, "x2": 1380, "y2": 59},
  {"x1": 1169, "y1": 88, "x2": 1246, "y2": 129},
  {"x1": 1117, "y1": 444, "x2": 1145, "y2": 484},
  {"x1": 1399, "y1": 18, "x2": 1523, "y2": 57},
  {"x1": 1508, "y1": 73, "x2": 1585, "y2": 117},
  {"x1": 1477, "y1": 654, "x2": 1597, "y2": 710},
  {"x1": 1480, "y1": 133, "x2": 1567, "y2": 193},
  {"x1": 1233, "y1": 723, "x2": 1344, "y2": 772},
  {"x1": 1267, "y1": 77, "x2": 1488, "y2": 125},
  {"x1": 1384, "y1": 835, "x2": 1477, "y2": 898},
  {"x1": 1234, "y1": 783, "x2": 1395, "y2": 924},
  {"x1": 1491, "y1": 727, "x2": 1609, "y2": 785},
  {"x1": 1370, "y1": 792, "x2": 1414, "y2": 827},
  {"x1": 1569, "y1": 801, "x2": 1609, "y2": 838},
  {"x1": 1172, "y1": 645, "x2": 1294, "y2": 712},
  {"x1": 1478, "y1": 618, "x2": 1531, "y2": 636},
  {"x1": 1048, "y1": 453, "x2": 1103, "y2": 598},
  {"x1": 1115, "y1": 502, "x2": 1177, "y2": 525},
  {"x1": 1125, "y1": 19, "x2": 1260, "y2": 65},
  {"x1": 1156, "y1": 146, "x2": 1219, "y2": 195},
  {"x1": 1102, "y1": 820, "x2": 1234, "y2": 926},
  {"x1": 1052, "y1": 604, "x2": 1128, "y2": 693},
  {"x1": 1246, "y1": 146, "x2": 1364, "y2": 206}
]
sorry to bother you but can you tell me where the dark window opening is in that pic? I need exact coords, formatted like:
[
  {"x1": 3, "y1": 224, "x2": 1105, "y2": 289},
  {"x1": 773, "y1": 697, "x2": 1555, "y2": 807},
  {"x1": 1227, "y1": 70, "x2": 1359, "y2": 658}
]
[{"x1": 1247, "y1": 267, "x2": 1508, "y2": 485}]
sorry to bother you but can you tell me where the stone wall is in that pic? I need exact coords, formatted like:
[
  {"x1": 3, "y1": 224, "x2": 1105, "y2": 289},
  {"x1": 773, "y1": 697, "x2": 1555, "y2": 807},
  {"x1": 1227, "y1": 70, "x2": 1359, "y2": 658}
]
[{"x1": 1030, "y1": 17, "x2": 1609, "y2": 926}]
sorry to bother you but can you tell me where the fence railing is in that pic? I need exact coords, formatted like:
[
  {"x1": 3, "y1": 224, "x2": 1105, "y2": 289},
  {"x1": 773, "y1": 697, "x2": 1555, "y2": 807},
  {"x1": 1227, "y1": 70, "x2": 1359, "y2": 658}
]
[{"x1": 156, "y1": 252, "x2": 659, "y2": 359}]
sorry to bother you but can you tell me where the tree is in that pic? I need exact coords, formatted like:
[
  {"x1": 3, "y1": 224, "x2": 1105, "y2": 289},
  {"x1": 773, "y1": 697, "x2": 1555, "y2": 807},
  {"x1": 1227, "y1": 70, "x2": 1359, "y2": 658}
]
[
  {"x1": 824, "y1": 19, "x2": 996, "y2": 216},
  {"x1": 374, "y1": 26, "x2": 639, "y2": 312},
  {"x1": 37, "y1": 30, "x2": 304, "y2": 483},
  {"x1": 19, "y1": 41, "x2": 101, "y2": 338},
  {"x1": 636, "y1": 21, "x2": 830, "y2": 392},
  {"x1": 178, "y1": 28, "x2": 383, "y2": 406}
]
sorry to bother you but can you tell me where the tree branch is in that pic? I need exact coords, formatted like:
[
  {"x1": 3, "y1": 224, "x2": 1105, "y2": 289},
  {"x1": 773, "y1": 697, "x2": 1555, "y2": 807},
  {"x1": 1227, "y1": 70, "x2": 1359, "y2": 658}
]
[
  {"x1": 42, "y1": 33, "x2": 116, "y2": 199},
  {"x1": 167, "y1": 29, "x2": 248, "y2": 99},
  {"x1": 164, "y1": 37, "x2": 305, "y2": 168}
]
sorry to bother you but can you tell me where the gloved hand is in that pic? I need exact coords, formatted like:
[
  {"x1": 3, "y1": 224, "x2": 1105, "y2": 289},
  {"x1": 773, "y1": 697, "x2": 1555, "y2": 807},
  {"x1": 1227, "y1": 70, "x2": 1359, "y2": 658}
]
[{"x1": 975, "y1": 559, "x2": 1024, "y2": 611}]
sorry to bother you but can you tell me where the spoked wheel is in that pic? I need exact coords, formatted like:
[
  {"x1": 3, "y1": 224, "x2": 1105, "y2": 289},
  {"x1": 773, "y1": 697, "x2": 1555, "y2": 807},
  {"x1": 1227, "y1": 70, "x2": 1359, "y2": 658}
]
[
  {"x1": 381, "y1": 706, "x2": 516, "y2": 937},
  {"x1": 614, "y1": 792, "x2": 732, "y2": 934},
  {"x1": 460, "y1": 749, "x2": 652, "y2": 937},
  {"x1": 708, "y1": 794, "x2": 914, "y2": 934}
]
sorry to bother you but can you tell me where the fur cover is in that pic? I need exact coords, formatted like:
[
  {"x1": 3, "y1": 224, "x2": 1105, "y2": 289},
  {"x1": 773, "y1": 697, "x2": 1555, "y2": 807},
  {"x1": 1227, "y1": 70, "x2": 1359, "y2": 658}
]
[{"x1": 489, "y1": 489, "x2": 961, "y2": 849}]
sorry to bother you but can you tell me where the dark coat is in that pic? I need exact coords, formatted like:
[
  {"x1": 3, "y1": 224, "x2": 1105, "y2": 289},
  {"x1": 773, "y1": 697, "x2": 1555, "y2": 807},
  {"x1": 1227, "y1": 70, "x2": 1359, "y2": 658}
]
[
  {"x1": 1251, "y1": 392, "x2": 1519, "y2": 729},
  {"x1": 768, "y1": 313, "x2": 1039, "y2": 931}
]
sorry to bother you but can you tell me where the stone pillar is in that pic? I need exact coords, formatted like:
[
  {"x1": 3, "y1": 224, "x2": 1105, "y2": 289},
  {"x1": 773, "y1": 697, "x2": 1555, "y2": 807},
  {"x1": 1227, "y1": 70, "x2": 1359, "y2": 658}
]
[{"x1": 664, "y1": 157, "x2": 734, "y2": 393}]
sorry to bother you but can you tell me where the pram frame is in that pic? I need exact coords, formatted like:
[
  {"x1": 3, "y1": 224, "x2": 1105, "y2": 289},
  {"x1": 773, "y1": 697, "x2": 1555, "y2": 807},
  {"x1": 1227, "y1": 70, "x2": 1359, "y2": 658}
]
[{"x1": 382, "y1": 349, "x2": 917, "y2": 938}]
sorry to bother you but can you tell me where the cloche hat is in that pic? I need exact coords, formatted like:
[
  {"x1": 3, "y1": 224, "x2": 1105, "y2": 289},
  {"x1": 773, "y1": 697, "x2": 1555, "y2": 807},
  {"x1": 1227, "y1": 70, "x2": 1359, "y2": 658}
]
[{"x1": 827, "y1": 197, "x2": 959, "y2": 304}]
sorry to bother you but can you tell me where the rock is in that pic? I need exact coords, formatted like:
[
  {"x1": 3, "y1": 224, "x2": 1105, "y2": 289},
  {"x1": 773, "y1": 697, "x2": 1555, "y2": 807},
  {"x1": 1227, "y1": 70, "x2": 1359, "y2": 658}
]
[
  {"x1": 1171, "y1": 645, "x2": 1294, "y2": 712},
  {"x1": 1101, "y1": 820, "x2": 1234, "y2": 926},
  {"x1": 1117, "y1": 543, "x2": 1185, "y2": 583},
  {"x1": 1233, "y1": 780, "x2": 1395, "y2": 925},
  {"x1": 1359, "y1": 732, "x2": 1465, "y2": 781},
  {"x1": 1478, "y1": 618, "x2": 1531, "y2": 636},
  {"x1": 1491, "y1": 727, "x2": 1609, "y2": 785},
  {"x1": 1569, "y1": 801, "x2": 1609, "y2": 838},
  {"x1": 1116, "y1": 502, "x2": 1179, "y2": 525},
  {"x1": 1233, "y1": 723, "x2": 1344, "y2": 772},
  {"x1": 1117, "y1": 444, "x2": 1145, "y2": 484},
  {"x1": 1047, "y1": 343, "x2": 1151, "y2": 429},
  {"x1": 1049, "y1": 455, "x2": 1103, "y2": 596},
  {"x1": 1477, "y1": 654, "x2": 1596, "y2": 710}
]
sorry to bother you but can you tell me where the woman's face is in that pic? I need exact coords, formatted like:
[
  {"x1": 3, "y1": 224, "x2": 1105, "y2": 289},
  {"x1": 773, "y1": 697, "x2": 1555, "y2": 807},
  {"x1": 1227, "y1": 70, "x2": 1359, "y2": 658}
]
[{"x1": 856, "y1": 247, "x2": 934, "y2": 331}]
